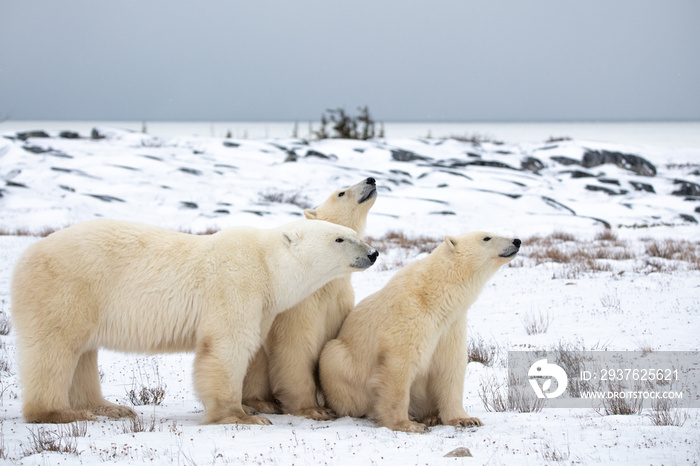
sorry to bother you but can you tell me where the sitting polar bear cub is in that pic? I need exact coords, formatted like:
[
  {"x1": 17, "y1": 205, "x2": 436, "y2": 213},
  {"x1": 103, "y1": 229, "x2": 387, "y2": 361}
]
[
  {"x1": 244, "y1": 177, "x2": 377, "y2": 420},
  {"x1": 11, "y1": 218, "x2": 378, "y2": 425},
  {"x1": 319, "y1": 231, "x2": 520, "y2": 432}
]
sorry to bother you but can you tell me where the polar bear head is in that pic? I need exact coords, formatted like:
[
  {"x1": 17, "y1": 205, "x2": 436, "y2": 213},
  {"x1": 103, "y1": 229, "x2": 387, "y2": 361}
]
[
  {"x1": 281, "y1": 219, "x2": 379, "y2": 274},
  {"x1": 304, "y1": 177, "x2": 377, "y2": 236},
  {"x1": 442, "y1": 231, "x2": 521, "y2": 276}
]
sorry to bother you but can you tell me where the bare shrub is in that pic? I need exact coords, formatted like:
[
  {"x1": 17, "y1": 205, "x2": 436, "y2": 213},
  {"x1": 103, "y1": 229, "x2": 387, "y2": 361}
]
[
  {"x1": 364, "y1": 230, "x2": 442, "y2": 270},
  {"x1": 0, "y1": 310, "x2": 10, "y2": 336},
  {"x1": 0, "y1": 227, "x2": 57, "y2": 237},
  {"x1": 539, "y1": 440, "x2": 571, "y2": 462},
  {"x1": 365, "y1": 230, "x2": 442, "y2": 254},
  {"x1": 22, "y1": 426, "x2": 80, "y2": 457},
  {"x1": 127, "y1": 360, "x2": 166, "y2": 406},
  {"x1": 546, "y1": 136, "x2": 572, "y2": 143},
  {"x1": 645, "y1": 239, "x2": 700, "y2": 269},
  {"x1": 468, "y1": 335, "x2": 498, "y2": 366},
  {"x1": 594, "y1": 382, "x2": 644, "y2": 416},
  {"x1": 594, "y1": 229, "x2": 618, "y2": 242},
  {"x1": 449, "y1": 133, "x2": 503, "y2": 145},
  {"x1": 258, "y1": 190, "x2": 313, "y2": 210},
  {"x1": 478, "y1": 376, "x2": 544, "y2": 413},
  {"x1": 122, "y1": 414, "x2": 157, "y2": 434},
  {"x1": 522, "y1": 310, "x2": 551, "y2": 335},
  {"x1": 647, "y1": 398, "x2": 689, "y2": 426}
]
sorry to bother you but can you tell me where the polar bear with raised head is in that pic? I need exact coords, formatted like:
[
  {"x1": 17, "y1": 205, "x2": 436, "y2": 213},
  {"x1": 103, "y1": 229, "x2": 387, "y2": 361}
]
[
  {"x1": 243, "y1": 177, "x2": 377, "y2": 420},
  {"x1": 11, "y1": 218, "x2": 378, "y2": 425},
  {"x1": 319, "y1": 232, "x2": 519, "y2": 432}
]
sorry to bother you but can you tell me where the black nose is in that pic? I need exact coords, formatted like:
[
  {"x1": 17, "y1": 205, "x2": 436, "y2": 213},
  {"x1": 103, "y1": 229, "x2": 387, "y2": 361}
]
[
  {"x1": 368, "y1": 250, "x2": 379, "y2": 264},
  {"x1": 513, "y1": 238, "x2": 521, "y2": 248},
  {"x1": 366, "y1": 177, "x2": 376, "y2": 185}
]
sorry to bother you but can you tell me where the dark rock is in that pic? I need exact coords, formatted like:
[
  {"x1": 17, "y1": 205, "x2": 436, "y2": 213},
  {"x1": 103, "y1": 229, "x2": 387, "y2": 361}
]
[
  {"x1": 585, "y1": 185, "x2": 628, "y2": 195},
  {"x1": 691, "y1": 169, "x2": 700, "y2": 176},
  {"x1": 391, "y1": 149, "x2": 432, "y2": 162},
  {"x1": 141, "y1": 154, "x2": 163, "y2": 161},
  {"x1": 521, "y1": 156, "x2": 545, "y2": 173},
  {"x1": 672, "y1": 179, "x2": 700, "y2": 196},
  {"x1": 598, "y1": 178, "x2": 620, "y2": 186},
  {"x1": 16, "y1": 130, "x2": 49, "y2": 141},
  {"x1": 582, "y1": 149, "x2": 656, "y2": 177},
  {"x1": 59, "y1": 131, "x2": 81, "y2": 139},
  {"x1": 6, "y1": 181, "x2": 27, "y2": 188},
  {"x1": 466, "y1": 152, "x2": 481, "y2": 158},
  {"x1": 213, "y1": 209, "x2": 230, "y2": 214},
  {"x1": 179, "y1": 167, "x2": 203, "y2": 176},
  {"x1": 85, "y1": 194, "x2": 125, "y2": 203},
  {"x1": 496, "y1": 150, "x2": 512, "y2": 155},
  {"x1": 22, "y1": 145, "x2": 51, "y2": 154},
  {"x1": 59, "y1": 185, "x2": 75, "y2": 192},
  {"x1": 467, "y1": 160, "x2": 518, "y2": 170},
  {"x1": 551, "y1": 156, "x2": 581, "y2": 166},
  {"x1": 538, "y1": 145, "x2": 558, "y2": 151},
  {"x1": 353, "y1": 148, "x2": 365, "y2": 153},
  {"x1": 695, "y1": 206, "x2": 700, "y2": 213},
  {"x1": 435, "y1": 169, "x2": 472, "y2": 180},
  {"x1": 305, "y1": 149, "x2": 337, "y2": 160},
  {"x1": 542, "y1": 196, "x2": 576, "y2": 215},
  {"x1": 680, "y1": 214, "x2": 697, "y2": 223},
  {"x1": 630, "y1": 181, "x2": 655, "y2": 193},
  {"x1": 214, "y1": 164, "x2": 238, "y2": 170},
  {"x1": 180, "y1": 201, "x2": 198, "y2": 209},
  {"x1": 389, "y1": 169, "x2": 412, "y2": 178},
  {"x1": 430, "y1": 210, "x2": 456, "y2": 215},
  {"x1": 564, "y1": 170, "x2": 596, "y2": 179},
  {"x1": 223, "y1": 141, "x2": 241, "y2": 148}
]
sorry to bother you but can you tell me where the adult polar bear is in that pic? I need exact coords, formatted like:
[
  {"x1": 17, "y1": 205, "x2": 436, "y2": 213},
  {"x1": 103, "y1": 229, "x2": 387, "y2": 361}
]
[
  {"x1": 319, "y1": 232, "x2": 520, "y2": 432},
  {"x1": 243, "y1": 177, "x2": 376, "y2": 420},
  {"x1": 11, "y1": 218, "x2": 378, "y2": 425}
]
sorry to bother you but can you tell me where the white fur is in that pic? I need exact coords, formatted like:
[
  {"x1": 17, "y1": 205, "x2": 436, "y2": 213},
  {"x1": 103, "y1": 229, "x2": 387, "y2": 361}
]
[{"x1": 11, "y1": 218, "x2": 375, "y2": 424}]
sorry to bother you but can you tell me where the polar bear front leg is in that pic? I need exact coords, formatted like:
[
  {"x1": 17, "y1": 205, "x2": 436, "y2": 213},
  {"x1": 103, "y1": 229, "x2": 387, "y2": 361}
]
[
  {"x1": 194, "y1": 332, "x2": 271, "y2": 425},
  {"x1": 429, "y1": 316, "x2": 483, "y2": 428},
  {"x1": 70, "y1": 349, "x2": 136, "y2": 419},
  {"x1": 373, "y1": 351, "x2": 429, "y2": 433}
]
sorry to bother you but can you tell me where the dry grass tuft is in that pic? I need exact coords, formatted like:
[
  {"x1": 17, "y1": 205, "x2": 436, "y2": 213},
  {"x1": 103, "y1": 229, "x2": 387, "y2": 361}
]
[
  {"x1": 522, "y1": 310, "x2": 552, "y2": 335},
  {"x1": 468, "y1": 335, "x2": 499, "y2": 366},
  {"x1": 0, "y1": 227, "x2": 57, "y2": 237}
]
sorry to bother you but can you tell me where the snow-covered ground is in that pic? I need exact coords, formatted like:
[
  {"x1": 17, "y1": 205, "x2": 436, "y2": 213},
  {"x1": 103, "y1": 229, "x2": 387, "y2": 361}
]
[{"x1": 0, "y1": 125, "x2": 698, "y2": 464}]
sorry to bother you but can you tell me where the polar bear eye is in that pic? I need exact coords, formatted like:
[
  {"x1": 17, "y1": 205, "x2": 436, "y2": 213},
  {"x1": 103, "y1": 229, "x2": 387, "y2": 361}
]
[
  {"x1": 335, "y1": 237, "x2": 344, "y2": 243},
  {"x1": 338, "y1": 191, "x2": 346, "y2": 198},
  {"x1": 483, "y1": 236, "x2": 491, "y2": 242}
]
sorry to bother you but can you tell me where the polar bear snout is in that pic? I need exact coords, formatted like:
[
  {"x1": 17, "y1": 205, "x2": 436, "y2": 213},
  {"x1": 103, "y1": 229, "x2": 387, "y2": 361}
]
[
  {"x1": 498, "y1": 238, "x2": 521, "y2": 259},
  {"x1": 353, "y1": 249, "x2": 379, "y2": 269}
]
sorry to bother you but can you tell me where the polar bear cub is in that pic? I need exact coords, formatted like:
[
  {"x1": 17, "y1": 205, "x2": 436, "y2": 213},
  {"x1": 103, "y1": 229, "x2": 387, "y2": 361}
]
[
  {"x1": 244, "y1": 177, "x2": 377, "y2": 420},
  {"x1": 11, "y1": 218, "x2": 378, "y2": 425},
  {"x1": 319, "y1": 232, "x2": 520, "y2": 432}
]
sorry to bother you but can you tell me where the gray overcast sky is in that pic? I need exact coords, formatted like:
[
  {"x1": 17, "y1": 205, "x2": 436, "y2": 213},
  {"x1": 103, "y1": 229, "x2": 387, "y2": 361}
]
[{"x1": 1, "y1": 1, "x2": 699, "y2": 122}]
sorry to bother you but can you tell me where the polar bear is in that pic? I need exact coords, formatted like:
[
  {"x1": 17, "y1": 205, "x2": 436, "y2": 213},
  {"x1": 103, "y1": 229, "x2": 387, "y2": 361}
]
[
  {"x1": 319, "y1": 232, "x2": 520, "y2": 432},
  {"x1": 11, "y1": 218, "x2": 378, "y2": 425},
  {"x1": 243, "y1": 177, "x2": 377, "y2": 420}
]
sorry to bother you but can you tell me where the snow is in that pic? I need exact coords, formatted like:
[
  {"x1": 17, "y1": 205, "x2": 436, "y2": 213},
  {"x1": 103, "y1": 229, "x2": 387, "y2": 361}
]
[{"x1": 0, "y1": 124, "x2": 698, "y2": 464}]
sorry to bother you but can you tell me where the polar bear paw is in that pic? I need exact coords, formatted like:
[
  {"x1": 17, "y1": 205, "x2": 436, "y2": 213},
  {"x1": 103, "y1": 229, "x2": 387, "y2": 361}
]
[
  {"x1": 386, "y1": 420, "x2": 430, "y2": 433},
  {"x1": 294, "y1": 406, "x2": 336, "y2": 421},
  {"x1": 92, "y1": 403, "x2": 137, "y2": 419},
  {"x1": 446, "y1": 416, "x2": 483, "y2": 428}
]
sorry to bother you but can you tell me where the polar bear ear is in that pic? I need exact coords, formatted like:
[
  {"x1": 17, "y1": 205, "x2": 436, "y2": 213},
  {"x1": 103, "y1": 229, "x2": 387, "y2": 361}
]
[
  {"x1": 304, "y1": 209, "x2": 318, "y2": 220},
  {"x1": 282, "y1": 229, "x2": 301, "y2": 247},
  {"x1": 445, "y1": 235, "x2": 457, "y2": 251}
]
